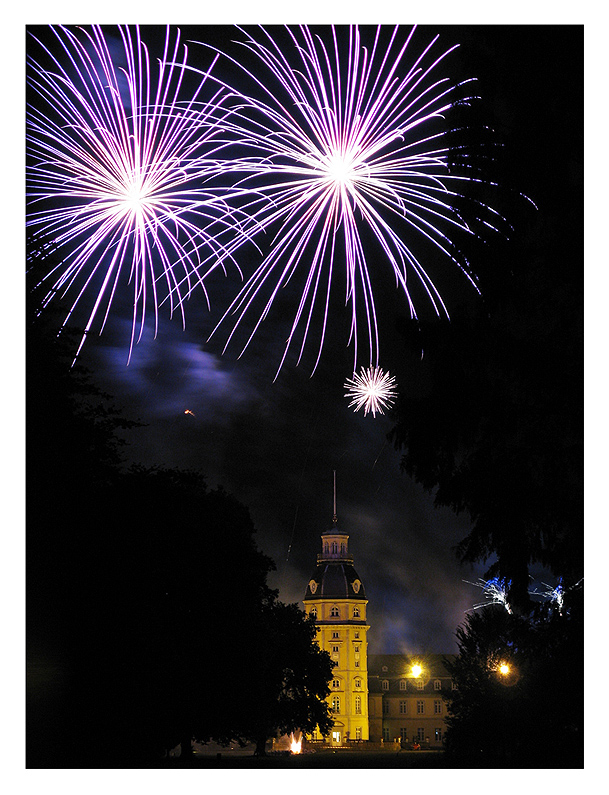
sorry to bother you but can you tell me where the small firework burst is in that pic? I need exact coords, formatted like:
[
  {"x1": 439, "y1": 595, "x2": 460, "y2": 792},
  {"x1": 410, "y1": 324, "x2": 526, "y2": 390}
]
[
  {"x1": 344, "y1": 366, "x2": 397, "y2": 417},
  {"x1": 529, "y1": 577, "x2": 583, "y2": 616},
  {"x1": 465, "y1": 577, "x2": 512, "y2": 614}
]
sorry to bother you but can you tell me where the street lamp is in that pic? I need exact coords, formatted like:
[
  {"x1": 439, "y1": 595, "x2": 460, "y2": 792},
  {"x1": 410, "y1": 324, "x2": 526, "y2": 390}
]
[
  {"x1": 495, "y1": 660, "x2": 519, "y2": 686},
  {"x1": 411, "y1": 664, "x2": 422, "y2": 678}
]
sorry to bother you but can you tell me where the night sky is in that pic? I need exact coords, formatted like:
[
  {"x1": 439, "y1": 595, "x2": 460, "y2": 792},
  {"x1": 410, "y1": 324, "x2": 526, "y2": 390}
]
[
  {"x1": 13, "y1": 1, "x2": 595, "y2": 789},
  {"x1": 18, "y1": 12, "x2": 592, "y2": 790},
  {"x1": 25, "y1": 19, "x2": 583, "y2": 660}
]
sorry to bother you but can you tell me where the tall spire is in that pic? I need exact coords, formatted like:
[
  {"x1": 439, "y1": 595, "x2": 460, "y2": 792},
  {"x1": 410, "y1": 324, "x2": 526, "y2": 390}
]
[{"x1": 333, "y1": 469, "x2": 338, "y2": 524}]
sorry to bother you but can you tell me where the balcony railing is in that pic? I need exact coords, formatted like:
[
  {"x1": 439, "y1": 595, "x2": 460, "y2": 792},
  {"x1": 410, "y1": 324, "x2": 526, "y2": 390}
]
[{"x1": 317, "y1": 553, "x2": 354, "y2": 563}]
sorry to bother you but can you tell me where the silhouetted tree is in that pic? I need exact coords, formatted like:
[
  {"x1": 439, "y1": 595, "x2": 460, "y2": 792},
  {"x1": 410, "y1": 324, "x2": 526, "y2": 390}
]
[
  {"x1": 389, "y1": 30, "x2": 582, "y2": 765},
  {"x1": 443, "y1": 589, "x2": 583, "y2": 767},
  {"x1": 27, "y1": 237, "x2": 142, "y2": 766},
  {"x1": 389, "y1": 26, "x2": 582, "y2": 613},
  {"x1": 389, "y1": 264, "x2": 582, "y2": 613},
  {"x1": 27, "y1": 264, "x2": 333, "y2": 765},
  {"x1": 101, "y1": 470, "x2": 333, "y2": 759},
  {"x1": 62, "y1": 465, "x2": 278, "y2": 764},
  {"x1": 229, "y1": 602, "x2": 334, "y2": 756}
]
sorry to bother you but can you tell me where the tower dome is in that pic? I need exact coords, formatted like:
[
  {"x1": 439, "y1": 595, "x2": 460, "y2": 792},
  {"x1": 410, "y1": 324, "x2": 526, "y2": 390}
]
[{"x1": 304, "y1": 525, "x2": 367, "y2": 603}]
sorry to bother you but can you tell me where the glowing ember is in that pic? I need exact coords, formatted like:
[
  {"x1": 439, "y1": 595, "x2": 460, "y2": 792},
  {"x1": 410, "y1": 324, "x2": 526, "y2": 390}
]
[{"x1": 290, "y1": 733, "x2": 302, "y2": 754}]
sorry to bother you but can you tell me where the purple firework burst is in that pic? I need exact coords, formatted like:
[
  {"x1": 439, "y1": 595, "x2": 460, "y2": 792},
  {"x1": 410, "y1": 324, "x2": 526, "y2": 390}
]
[
  {"x1": 27, "y1": 25, "x2": 253, "y2": 361},
  {"x1": 190, "y1": 25, "x2": 515, "y2": 377}
]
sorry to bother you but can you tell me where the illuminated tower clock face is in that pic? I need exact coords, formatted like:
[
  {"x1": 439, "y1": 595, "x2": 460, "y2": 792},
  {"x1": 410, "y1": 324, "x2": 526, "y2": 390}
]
[{"x1": 309, "y1": 580, "x2": 318, "y2": 594}]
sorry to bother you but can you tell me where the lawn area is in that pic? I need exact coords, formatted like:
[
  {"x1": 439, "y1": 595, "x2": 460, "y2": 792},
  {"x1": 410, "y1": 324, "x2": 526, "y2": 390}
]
[{"x1": 164, "y1": 749, "x2": 450, "y2": 768}]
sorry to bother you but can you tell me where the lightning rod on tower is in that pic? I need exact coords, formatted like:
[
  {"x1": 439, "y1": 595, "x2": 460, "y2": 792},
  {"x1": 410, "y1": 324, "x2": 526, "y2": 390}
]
[{"x1": 333, "y1": 470, "x2": 337, "y2": 524}]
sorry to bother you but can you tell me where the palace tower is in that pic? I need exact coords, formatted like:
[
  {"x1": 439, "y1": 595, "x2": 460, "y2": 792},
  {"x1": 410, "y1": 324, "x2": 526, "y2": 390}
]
[{"x1": 303, "y1": 479, "x2": 370, "y2": 744}]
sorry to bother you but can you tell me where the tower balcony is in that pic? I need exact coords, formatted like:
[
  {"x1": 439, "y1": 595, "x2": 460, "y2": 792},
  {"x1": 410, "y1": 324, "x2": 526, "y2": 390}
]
[{"x1": 318, "y1": 553, "x2": 354, "y2": 563}]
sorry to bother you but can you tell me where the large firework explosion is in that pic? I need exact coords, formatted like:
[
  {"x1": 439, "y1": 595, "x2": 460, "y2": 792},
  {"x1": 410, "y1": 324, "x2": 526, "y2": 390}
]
[
  {"x1": 26, "y1": 25, "x2": 255, "y2": 361},
  {"x1": 27, "y1": 25, "x2": 526, "y2": 377},
  {"x1": 189, "y1": 24, "x2": 516, "y2": 377}
]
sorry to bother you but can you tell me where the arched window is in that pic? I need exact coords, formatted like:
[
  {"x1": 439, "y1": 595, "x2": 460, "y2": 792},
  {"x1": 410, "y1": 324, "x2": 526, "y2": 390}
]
[
  {"x1": 382, "y1": 679, "x2": 389, "y2": 691},
  {"x1": 354, "y1": 678, "x2": 361, "y2": 689},
  {"x1": 332, "y1": 679, "x2": 340, "y2": 689},
  {"x1": 355, "y1": 695, "x2": 362, "y2": 714},
  {"x1": 331, "y1": 541, "x2": 338, "y2": 554},
  {"x1": 310, "y1": 606, "x2": 317, "y2": 618},
  {"x1": 330, "y1": 605, "x2": 340, "y2": 617},
  {"x1": 324, "y1": 543, "x2": 329, "y2": 554},
  {"x1": 399, "y1": 679, "x2": 407, "y2": 691},
  {"x1": 341, "y1": 543, "x2": 346, "y2": 554},
  {"x1": 331, "y1": 696, "x2": 340, "y2": 713},
  {"x1": 353, "y1": 606, "x2": 360, "y2": 618}
]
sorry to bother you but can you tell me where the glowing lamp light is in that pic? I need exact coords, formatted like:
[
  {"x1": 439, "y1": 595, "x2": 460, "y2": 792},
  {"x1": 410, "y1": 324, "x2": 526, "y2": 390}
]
[
  {"x1": 411, "y1": 664, "x2": 422, "y2": 678},
  {"x1": 290, "y1": 733, "x2": 302, "y2": 754},
  {"x1": 499, "y1": 663, "x2": 510, "y2": 676}
]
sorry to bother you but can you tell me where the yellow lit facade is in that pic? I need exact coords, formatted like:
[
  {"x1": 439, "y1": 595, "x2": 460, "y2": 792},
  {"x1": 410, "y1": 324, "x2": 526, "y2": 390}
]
[
  {"x1": 302, "y1": 519, "x2": 456, "y2": 748},
  {"x1": 303, "y1": 523, "x2": 370, "y2": 744},
  {"x1": 367, "y1": 654, "x2": 456, "y2": 747}
]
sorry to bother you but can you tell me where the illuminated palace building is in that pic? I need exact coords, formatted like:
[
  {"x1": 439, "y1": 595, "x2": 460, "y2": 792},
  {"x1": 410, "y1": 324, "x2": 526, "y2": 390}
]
[{"x1": 303, "y1": 513, "x2": 455, "y2": 748}]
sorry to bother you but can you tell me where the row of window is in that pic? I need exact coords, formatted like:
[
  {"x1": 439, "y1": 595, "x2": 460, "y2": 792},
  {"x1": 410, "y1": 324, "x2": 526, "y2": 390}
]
[
  {"x1": 331, "y1": 696, "x2": 363, "y2": 715},
  {"x1": 323, "y1": 541, "x2": 347, "y2": 555},
  {"x1": 311, "y1": 727, "x2": 365, "y2": 742},
  {"x1": 382, "y1": 699, "x2": 443, "y2": 716},
  {"x1": 310, "y1": 606, "x2": 362, "y2": 619},
  {"x1": 332, "y1": 678, "x2": 364, "y2": 689},
  {"x1": 382, "y1": 728, "x2": 443, "y2": 744},
  {"x1": 381, "y1": 678, "x2": 455, "y2": 691}
]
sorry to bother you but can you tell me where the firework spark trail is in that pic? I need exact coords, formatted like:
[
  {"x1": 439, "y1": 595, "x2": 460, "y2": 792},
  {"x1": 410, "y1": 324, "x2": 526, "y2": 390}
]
[
  {"x1": 529, "y1": 577, "x2": 583, "y2": 615},
  {"x1": 344, "y1": 366, "x2": 397, "y2": 417},
  {"x1": 27, "y1": 25, "x2": 257, "y2": 362},
  {"x1": 465, "y1": 577, "x2": 513, "y2": 614},
  {"x1": 187, "y1": 24, "x2": 519, "y2": 377}
]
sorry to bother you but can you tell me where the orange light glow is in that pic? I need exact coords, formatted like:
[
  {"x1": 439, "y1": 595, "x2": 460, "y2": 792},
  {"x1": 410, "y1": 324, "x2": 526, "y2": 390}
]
[
  {"x1": 499, "y1": 663, "x2": 510, "y2": 675},
  {"x1": 411, "y1": 664, "x2": 422, "y2": 678},
  {"x1": 290, "y1": 733, "x2": 302, "y2": 754}
]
